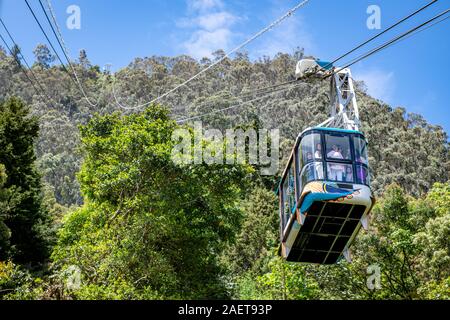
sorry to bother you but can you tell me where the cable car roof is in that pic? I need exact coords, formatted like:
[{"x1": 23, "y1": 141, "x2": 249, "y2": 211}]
[{"x1": 303, "y1": 127, "x2": 364, "y2": 136}]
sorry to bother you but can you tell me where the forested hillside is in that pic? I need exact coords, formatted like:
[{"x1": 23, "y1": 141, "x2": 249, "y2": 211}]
[{"x1": 0, "y1": 45, "x2": 449, "y2": 299}]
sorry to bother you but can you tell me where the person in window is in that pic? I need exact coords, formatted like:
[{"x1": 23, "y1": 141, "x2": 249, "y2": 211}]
[
  {"x1": 344, "y1": 166, "x2": 353, "y2": 182},
  {"x1": 328, "y1": 163, "x2": 344, "y2": 181},
  {"x1": 327, "y1": 145, "x2": 345, "y2": 181},
  {"x1": 314, "y1": 143, "x2": 322, "y2": 159},
  {"x1": 327, "y1": 145, "x2": 343, "y2": 159},
  {"x1": 313, "y1": 144, "x2": 324, "y2": 179}
]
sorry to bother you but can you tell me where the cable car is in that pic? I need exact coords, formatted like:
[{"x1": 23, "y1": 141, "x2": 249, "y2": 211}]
[{"x1": 278, "y1": 59, "x2": 376, "y2": 264}]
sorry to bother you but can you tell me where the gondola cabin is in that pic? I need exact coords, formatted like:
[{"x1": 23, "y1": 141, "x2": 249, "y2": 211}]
[{"x1": 278, "y1": 127, "x2": 375, "y2": 264}]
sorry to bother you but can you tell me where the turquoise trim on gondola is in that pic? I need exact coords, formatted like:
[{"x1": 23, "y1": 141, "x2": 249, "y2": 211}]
[
  {"x1": 291, "y1": 202, "x2": 297, "y2": 214},
  {"x1": 315, "y1": 59, "x2": 333, "y2": 70},
  {"x1": 299, "y1": 182, "x2": 357, "y2": 214},
  {"x1": 300, "y1": 192, "x2": 353, "y2": 214},
  {"x1": 275, "y1": 179, "x2": 281, "y2": 195},
  {"x1": 310, "y1": 127, "x2": 364, "y2": 135}
]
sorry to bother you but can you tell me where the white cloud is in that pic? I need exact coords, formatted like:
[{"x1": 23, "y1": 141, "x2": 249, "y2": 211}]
[
  {"x1": 178, "y1": 0, "x2": 315, "y2": 60},
  {"x1": 354, "y1": 69, "x2": 395, "y2": 103},
  {"x1": 184, "y1": 28, "x2": 233, "y2": 59},
  {"x1": 177, "y1": 12, "x2": 237, "y2": 30},
  {"x1": 179, "y1": 0, "x2": 239, "y2": 59},
  {"x1": 188, "y1": 0, "x2": 224, "y2": 13},
  {"x1": 197, "y1": 12, "x2": 237, "y2": 31},
  {"x1": 242, "y1": 0, "x2": 316, "y2": 58},
  {"x1": 255, "y1": 13, "x2": 315, "y2": 58}
]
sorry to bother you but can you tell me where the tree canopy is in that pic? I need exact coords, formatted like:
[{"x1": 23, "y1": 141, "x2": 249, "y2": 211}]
[{"x1": 0, "y1": 97, "x2": 53, "y2": 264}]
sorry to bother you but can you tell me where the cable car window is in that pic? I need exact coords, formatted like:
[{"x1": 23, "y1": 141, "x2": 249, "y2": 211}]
[
  {"x1": 301, "y1": 162, "x2": 324, "y2": 186},
  {"x1": 281, "y1": 163, "x2": 296, "y2": 231},
  {"x1": 327, "y1": 162, "x2": 353, "y2": 182},
  {"x1": 354, "y1": 136, "x2": 368, "y2": 164},
  {"x1": 325, "y1": 134, "x2": 351, "y2": 160},
  {"x1": 288, "y1": 165, "x2": 295, "y2": 212},
  {"x1": 282, "y1": 178, "x2": 290, "y2": 230},
  {"x1": 356, "y1": 164, "x2": 370, "y2": 185},
  {"x1": 299, "y1": 133, "x2": 322, "y2": 167}
]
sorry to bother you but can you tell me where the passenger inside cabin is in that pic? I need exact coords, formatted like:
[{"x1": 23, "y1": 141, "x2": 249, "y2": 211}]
[
  {"x1": 327, "y1": 144, "x2": 344, "y2": 159},
  {"x1": 314, "y1": 144, "x2": 324, "y2": 179},
  {"x1": 328, "y1": 163, "x2": 345, "y2": 181},
  {"x1": 345, "y1": 166, "x2": 353, "y2": 182},
  {"x1": 314, "y1": 143, "x2": 322, "y2": 159},
  {"x1": 315, "y1": 162, "x2": 324, "y2": 180},
  {"x1": 327, "y1": 145, "x2": 345, "y2": 181}
]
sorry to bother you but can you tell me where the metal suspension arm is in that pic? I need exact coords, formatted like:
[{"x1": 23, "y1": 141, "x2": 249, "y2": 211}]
[{"x1": 295, "y1": 58, "x2": 361, "y2": 131}]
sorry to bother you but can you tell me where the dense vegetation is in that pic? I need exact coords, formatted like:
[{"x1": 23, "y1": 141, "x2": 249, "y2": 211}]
[{"x1": 0, "y1": 45, "x2": 448, "y2": 299}]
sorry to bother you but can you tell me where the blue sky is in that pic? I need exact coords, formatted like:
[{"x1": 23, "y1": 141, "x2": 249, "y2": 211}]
[{"x1": 1, "y1": 0, "x2": 449, "y2": 133}]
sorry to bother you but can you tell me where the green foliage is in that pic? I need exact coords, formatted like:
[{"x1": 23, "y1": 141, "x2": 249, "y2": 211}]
[
  {"x1": 33, "y1": 44, "x2": 55, "y2": 69},
  {"x1": 0, "y1": 164, "x2": 12, "y2": 259},
  {"x1": 0, "y1": 97, "x2": 54, "y2": 264},
  {"x1": 224, "y1": 186, "x2": 278, "y2": 275},
  {"x1": 417, "y1": 277, "x2": 450, "y2": 299},
  {"x1": 252, "y1": 257, "x2": 319, "y2": 300},
  {"x1": 0, "y1": 260, "x2": 45, "y2": 300},
  {"x1": 51, "y1": 106, "x2": 251, "y2": 299}
]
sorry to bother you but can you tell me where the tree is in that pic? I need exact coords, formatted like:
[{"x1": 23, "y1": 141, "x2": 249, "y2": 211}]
[
  {"x1": 0, "y1": 97, "x2": 53, "y2": 264},
  {"x1": 224, "y1": 186, "x2": 278, "y2": 276},
  {"x1": 78, "y1": 49, "x2": 91, "y2": 69},
  {"x1": 11, "y1": 45, "x2": 21, "y2": 69},
  {"x1": 33, "y1": 44, "x2": 55, "y2": 69},
  {"x1": 52, "y1": 105, "x2": 252, "y2": 299},
  {"x1": 0, "y1": 164, "x2": 12, "y2": 258}
]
